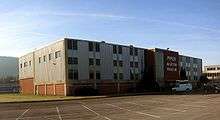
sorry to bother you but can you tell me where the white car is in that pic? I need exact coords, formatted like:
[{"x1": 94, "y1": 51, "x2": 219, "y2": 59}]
[{"x1": 172, "y1": 80, "x2": 192, "y2": 94}]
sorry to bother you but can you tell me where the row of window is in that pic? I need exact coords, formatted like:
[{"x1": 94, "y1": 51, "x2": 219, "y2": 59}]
[
  {"x1": 39, "y1": 51, "x2": 61, "y2": 63},
  {"x1": 67, "y1": 40, "x2": 139, "y2": 56},
  {"x1": 206, "y1": 73, "x2": 220, "y2": 77},
  {"x1": 68, "y1": 70, "x2": 139, "y2": 80},
  {"x1": 20, "y1": 61, "x2": 32, "y2": 68},
  {"x1": 113, "y1": 60, "x2": 139, "y2": 68},
  {"x1": 207, "y1": 67, "x2": 220, "y2": 71}
]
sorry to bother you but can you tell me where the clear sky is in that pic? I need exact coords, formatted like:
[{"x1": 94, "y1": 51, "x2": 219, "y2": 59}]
[{"x1": 0, "y1": 0, "x2": 220, "y2": 66}]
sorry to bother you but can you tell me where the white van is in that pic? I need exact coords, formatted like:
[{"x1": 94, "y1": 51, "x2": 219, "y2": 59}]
[{"x1": 172, "y1": 80, "x2": 192, "y2": 94}]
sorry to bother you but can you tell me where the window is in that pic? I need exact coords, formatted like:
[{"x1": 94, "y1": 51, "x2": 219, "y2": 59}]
[
  {"x1": 135, "y1": 73, "x2": 139, "y2": 80},
  {"x1": 89, "y1": 58, "x2": 94, "y2": 66},
  {"x1": 134, "y1": 48, "x2": 138, "y2": 56},
  {"x1": 73, "y1": 70, "x2": 78, "y2": 80},
  {"x1": 49, "y1": 53, "x2": 53, "y2": 60},
  {"x1": 186, "y1": 57, "x2": 190, "y2": 63},
  {"x1": 130, "y1": 71, "x2": 134, "y2": 80},
  {"x1": 96, "y1": 59, "x2": 100, "y2": 66},
  {"x1": 135, "y1": 62, "x2": 138, "y2": 68},
  {"x1": 20, "y1": 63, "x2": 22, "y2": 69},
  {"x1": 55, "y1": 51, "x2": 61, "y2": 58},
  {"x1": 130, "y1": 47, "x2": 133, "y2": 55},
  {"x1": 119, "y1": 61, "x2": 123, "y2": 67},
  {"x1": 130, "y1": 62, "x2": 133, "y2": 67},
  {"x1": 67, "y1": 39, "x2": 72, "y2": 49},
  {"x1": 96, "y1": 71, "x2": 101, "y2": 80},
  {"x1": 113, "y1": 45, "x2": 117, "y2": 54},
  {"x1": 119, "y1": 73, "x2": 123, "y2": 80},
  {"x1": 118, "y1": 46, "x2": 122, "y2": 54},
  {"x1": 68, "y1": 57, "x2": 78, "y2": 65},
  {"x1": 113, "y1": 60, "x2": 117, "y2": 66},
  {"x1": 114, "y1": 73, "x2": 118, "y2": 80},
  {"x1": 218, "y1": 67, "x2": 220, "y2": 70},
  {"x1": 89, "y1": 42, "x2": 93, "y2": 51},
  {"x1": 193, "y1": 58, "x2": 197, "y2": 64},
  {"x1": 68, "y1": 69, "x2": 73, "y2": 79},
  {"x1": 95, "y1": 43, "x2": 100, "y2": 52},
  {"x1": 39, "y1": 57, "x2": 42, "y2": 63},
  {"x1": 43, "y1": 55, "x2": 46, "y2": 62},
  {"x1": 89, "y1": 72, "x2": 94, "y2": 79},
  {"x1": 29, "y1": 61, "x2": 32, "y2": 66},
  {"x1": 24, "y1": 62, "x2": 28, "y2": 67},
  {"x1": 73, "y1": 40, "x2": 78, "y2": 50}
]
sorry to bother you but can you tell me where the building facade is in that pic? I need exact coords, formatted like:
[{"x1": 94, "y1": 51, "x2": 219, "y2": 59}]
[
  {"x1": 0, "y1": 56, "x2": 19, "y2": 93},
  {"x1": 204, "y1": 65, "x2": 220, "y2": 82},
  {"x1": 19, "y1": 38, "x2": 145, "y2": 96},
  {"x1": 145, "y1": 48, "x2": 202, "y2": 88}
]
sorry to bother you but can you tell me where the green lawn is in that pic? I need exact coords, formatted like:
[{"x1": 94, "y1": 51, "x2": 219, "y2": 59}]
[{"x1": 0, "y1": 94, "x2": 105, "y2": 103}]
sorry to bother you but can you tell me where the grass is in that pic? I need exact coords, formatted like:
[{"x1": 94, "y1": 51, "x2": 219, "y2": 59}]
[{"x1": 0, "y1": 93, "x2": 106, "y2": 103}]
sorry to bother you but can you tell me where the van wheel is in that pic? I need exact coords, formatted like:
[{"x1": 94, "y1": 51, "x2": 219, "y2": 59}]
[{"x1": 186, "y1": 89, "x2": 191, "y2": 94}]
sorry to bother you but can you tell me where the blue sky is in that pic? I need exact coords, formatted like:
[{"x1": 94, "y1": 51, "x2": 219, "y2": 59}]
[{"x1": 0, "y1": 0, "x2": 220, "y2": 65}]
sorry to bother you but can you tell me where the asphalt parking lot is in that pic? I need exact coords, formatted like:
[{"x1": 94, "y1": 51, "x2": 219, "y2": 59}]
[{"x1": 1, "y1": 94, "x2": 220, "y2": 120}]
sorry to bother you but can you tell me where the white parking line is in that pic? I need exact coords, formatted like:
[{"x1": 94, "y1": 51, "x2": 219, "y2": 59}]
[
  {"x1": 106, "y1": 103, "x2": 160, "y2": 119},
  {"x1": 81, "y1": 105, "x2": 112, "y2": 120},
  {"x1": 56, "y1": 106, "x2": 62, "y2": 120},
  {"x1": 16, "y1": 107, "x2": 31, "y2": 120}
]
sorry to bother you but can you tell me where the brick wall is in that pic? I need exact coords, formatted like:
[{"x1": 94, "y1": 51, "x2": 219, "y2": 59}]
[{"x1": 19, "y1": 78, "x2": 34, "y2": 95}]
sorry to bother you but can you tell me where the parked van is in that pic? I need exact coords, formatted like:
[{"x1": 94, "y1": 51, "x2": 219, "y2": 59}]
[{"x1": 172, "y1": 80, "x2": 192, "y2": 94}]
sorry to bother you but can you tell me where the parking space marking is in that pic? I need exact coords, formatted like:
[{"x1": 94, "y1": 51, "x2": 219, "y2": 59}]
[
  {"x1": 56, "y1": 106, "x2": 62, "y2": 120},
  {"x1": 106, "y1": 103, "x2": 160, "y2": 119},
  {"x1": 81, "y1": 104, "x2": 112, "y2": 120},
  {"x1": 16, "y1": 107, "x2": 31, "y2": 120}
]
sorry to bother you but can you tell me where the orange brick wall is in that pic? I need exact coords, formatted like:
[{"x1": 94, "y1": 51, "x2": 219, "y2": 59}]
[
  {"x1": 38, "y1": 85, "x2": 45, "y2": 95},
  {"x1": 19, "y1": 78, "x2": 34, "y2": 95},
  {"x1": 46, "y1": 84, "x2": 54, "y2": 95},
  {"x1": 55, "y1": 84, "x2": 65, "y2": 96}
]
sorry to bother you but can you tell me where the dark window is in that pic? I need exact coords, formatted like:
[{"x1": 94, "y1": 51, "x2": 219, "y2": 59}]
[
  {"x1": 135, "y1": 73, "x2": 139, "y2": 80},
  {"x1": 39, "y1": 57, "x2": 42, "y2": 63},
  {"x1": 20, "y1": 63, "x2": 22, "y2": 68},
  {"x1": 89, "y1": 58, "x2": 94, "y2": 66},
  {"x1": 95, "y1": 43, "x2": 100, "y2": 52},
  {"x1": 130, "y1": 47, "x2": 133, "y2": 55},
  {"x1": 135, "y1": 62, "x2": 138, "y2": 68},
  {"x1": 119, "y1": 61, "x2": 123, "y2": 67},
  {"x1": 114, "y1": 73, "x2": 118, "y2": 80},
  {"x1": 89, "y1": 42, "x2": 93, "y2": 51},
  {"x1": 113, "y1": 60, "x2": 117, "y2": 66},
  {"x1": 130, "y1": 62, "x2": 133, "y2": 67},
  {"x1": 89, "y1": 72, "x2": 94, "y2": 79},
  {"x1": 67, "y1": 40, "x2": 72, "y2": 49},
  {"x1": 134, "y1": 48, "x2": 138, "y2": 56},
  {"x1": 49, "y1": 53, "x2": 53, "y2": 60},
  {"x1": 113, "y1": 45, "x2": 117, "y2": 54},
  {"x1": 73, "y1": 70, "x2": 78, "y2": 80},
  {"x1": 73, "y1": 57, "x2": 78, "y2": 64},
  {"x1": 68, "y1": 57, "x2": 78, "y2": 64},
  {"x1": 96, "y1": 71, "x2": 101, "y2": 80},
  {"x1": 193, "y1": 58, "x2": 197, "y2": 64},
  {"x1": 96, "y1": 59, "x2": 100, "y2": 66},
  {"x1": 73, "y1": 40, "x2": 77, "y2": 50},
  {"x1": 24, "y1": 62, "x2": 28, "y2": 67},
  {"x1": 186, "y1": 57, "x2": 190, "y2": 63},
  {"x1": 29, "y1": 61, "x2": 32, "y2": 66},
  {"x1": 68, "y1": 69, "x2": 73, "y2": 79},
  {"x1": 55, "y1": 51, "x2": 61, "y2": 58},
  {"x1": 118, "y1": 46, "x2": 122, "y2": 54},
  {"x1": 130, "y1": 71, "x2": 134, "y2": 80},
  {"x1": 43, "y1": 55, "x2": 46, "y2": 62},
  {"x1": 119, "y1": 73, "x2": 123, "y2": 80}
]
